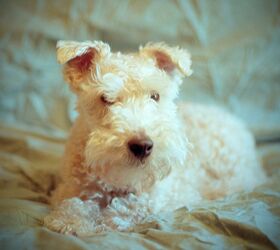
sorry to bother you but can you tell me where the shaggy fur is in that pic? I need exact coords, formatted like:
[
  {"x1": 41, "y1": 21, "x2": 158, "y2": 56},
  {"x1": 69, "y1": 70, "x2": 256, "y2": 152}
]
[{"x1": 45, "y1": 40, "x2": 266, "y2": 236}]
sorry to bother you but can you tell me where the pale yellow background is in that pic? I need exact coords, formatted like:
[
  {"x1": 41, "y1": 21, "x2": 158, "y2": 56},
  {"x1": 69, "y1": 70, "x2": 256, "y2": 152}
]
[{"x1": 0, "y1": 0, "x2": 279, "y2": 140}]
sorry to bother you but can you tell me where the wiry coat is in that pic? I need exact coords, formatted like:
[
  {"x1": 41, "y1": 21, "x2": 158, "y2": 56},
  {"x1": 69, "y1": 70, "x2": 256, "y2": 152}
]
[{"x1": 45, "y1": 41, "x2": 266, "y2": 235}]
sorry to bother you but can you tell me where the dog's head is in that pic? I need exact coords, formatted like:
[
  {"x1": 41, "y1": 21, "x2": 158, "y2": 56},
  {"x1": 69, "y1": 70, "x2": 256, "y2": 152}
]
[{"x1": 57, "y1": 41, "x2": 192, "y2": 192}]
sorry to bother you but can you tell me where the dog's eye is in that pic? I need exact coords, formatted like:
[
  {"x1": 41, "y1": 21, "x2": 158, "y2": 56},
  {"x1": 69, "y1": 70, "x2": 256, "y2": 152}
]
[
  {"x1": 100, "y1": 94, "x2": 114, "y2": 105},
  {"x1": 151, "y1": 92, "x2": 160, "y2": 102}
]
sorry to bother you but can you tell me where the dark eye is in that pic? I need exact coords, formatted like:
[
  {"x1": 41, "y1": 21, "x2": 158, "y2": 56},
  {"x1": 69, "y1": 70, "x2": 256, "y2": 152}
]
[
  {"x1": 100, "y1": 94, "x2": 114, "y2": 105},
  {"x1": 151, "y1": 92, "x2": 160, "y2": 102}
]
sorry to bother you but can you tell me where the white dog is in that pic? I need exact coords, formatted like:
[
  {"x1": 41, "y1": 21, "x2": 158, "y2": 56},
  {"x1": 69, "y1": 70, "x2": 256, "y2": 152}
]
[{"x1": 44, "y1": 41, "x2": 266, "y2": 236}]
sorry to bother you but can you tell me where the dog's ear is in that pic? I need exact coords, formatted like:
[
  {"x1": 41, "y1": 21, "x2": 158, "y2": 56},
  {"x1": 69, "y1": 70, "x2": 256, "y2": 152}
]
[
  {"x1": 139, "y1": 43, "x2": 192, "y2": 81},
  {"x1": 57, "y1": 40, "x2": 111, "y2": 92}
]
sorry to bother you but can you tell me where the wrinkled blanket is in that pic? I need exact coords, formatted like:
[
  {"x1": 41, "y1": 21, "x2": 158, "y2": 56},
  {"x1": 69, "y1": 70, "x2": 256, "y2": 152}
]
[{"x1": 0, "y1": 1, "x2": 280, "y2": 249}]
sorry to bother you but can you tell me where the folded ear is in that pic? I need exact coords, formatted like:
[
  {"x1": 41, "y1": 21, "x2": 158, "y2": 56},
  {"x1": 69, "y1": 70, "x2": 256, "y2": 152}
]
[
  {"x1": 57, "y1": 40, "x2": 111, "y2": 92},
  {"x1": 139, "y1": 43, "x2": 192, "y2": 81}
]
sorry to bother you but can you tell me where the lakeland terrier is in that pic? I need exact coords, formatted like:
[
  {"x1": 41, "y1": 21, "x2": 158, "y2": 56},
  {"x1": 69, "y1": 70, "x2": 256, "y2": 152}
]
[{"x1": 45, "y1": 41, "x2": 266, "y2": 236}]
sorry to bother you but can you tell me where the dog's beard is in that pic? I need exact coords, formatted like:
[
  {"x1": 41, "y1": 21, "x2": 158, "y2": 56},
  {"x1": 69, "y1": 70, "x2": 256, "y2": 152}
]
[{"x1": 84, "y1": 127, "x2": 188, "y2": 192}]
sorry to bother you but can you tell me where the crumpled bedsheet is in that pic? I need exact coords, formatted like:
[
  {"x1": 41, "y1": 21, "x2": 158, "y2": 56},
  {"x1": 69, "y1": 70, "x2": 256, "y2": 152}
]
[{"x1": 0, "y1": 124, "x2": 279, "y2": 250}]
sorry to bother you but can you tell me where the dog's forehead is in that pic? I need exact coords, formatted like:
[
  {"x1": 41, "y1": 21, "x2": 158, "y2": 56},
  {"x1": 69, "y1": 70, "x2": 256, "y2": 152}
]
[
  {"x1": 105, "y1": 53, "x2": 156, "y2": 79},
  {"x1": 97, "y1": 52, "x2": 170, "y2": 98}
]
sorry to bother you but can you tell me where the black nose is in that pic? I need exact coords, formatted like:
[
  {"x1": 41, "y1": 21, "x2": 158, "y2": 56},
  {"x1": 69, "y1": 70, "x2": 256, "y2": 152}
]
[{"x1": 128, "y1": 137, "x2": 153, "y2": 160}]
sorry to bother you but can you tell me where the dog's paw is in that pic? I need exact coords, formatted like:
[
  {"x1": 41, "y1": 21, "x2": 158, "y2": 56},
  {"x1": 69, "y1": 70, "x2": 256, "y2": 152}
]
[
  {"x1": 44, "y1": 198, "x2": 103, "y2": 236},
  {"x1": 44, "y1": 215, "x2": 76, "y2": 235},
  {"x1": 44, "y1": 194, "x2": 152, "y2": 235}
]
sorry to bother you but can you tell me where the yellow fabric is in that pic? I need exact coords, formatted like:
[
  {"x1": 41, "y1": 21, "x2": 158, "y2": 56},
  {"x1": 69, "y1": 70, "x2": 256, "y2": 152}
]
[{"x1": 0, "y1": 1, "x2": 279, "y2": 249}]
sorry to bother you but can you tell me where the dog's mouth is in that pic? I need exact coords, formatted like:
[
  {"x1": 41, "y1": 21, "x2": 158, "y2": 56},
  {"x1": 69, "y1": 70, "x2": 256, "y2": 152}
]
[{"x1": 128, "y1": 156, "x2": 149, "y2": 168}]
